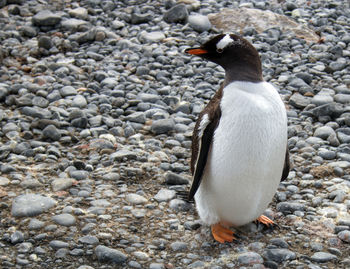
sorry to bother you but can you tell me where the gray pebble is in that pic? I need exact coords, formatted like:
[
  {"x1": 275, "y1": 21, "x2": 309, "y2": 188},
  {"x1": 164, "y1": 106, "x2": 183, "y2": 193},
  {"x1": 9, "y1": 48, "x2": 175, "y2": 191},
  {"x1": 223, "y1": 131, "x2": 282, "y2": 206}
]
[
  {"x1": 11, "y1": 194, "x2": 57, "y2": 217},
  {"x1": 126, "y1": 193, "x2": 148, "y2": 205},
  {"x1": 170, "y1": 241, "x2": 188, "y2": 251},
  {"x1": 154, "y1": 188, "x2": 176, "y2": 202},
  {"x1": 310, "y1": 252, "x2": 337, "y2": 263},
  {"x1": 42, "y1": 125, "x2": 61, "y2": 141},
  {"x1": 49, "y1": 240, "x2": 69, "y2": 249},
  {"x1": 11, "y1": 231, "x2": 24, "y2": 244},
  {"x1": 163, "y1": 4, "x2": 188, "y2": 23},
  {"x1": 263, "y1": 249, "x2": 296, "y2": 263},
  {"x1": 32, "y1": 10, "x2": 61, "y2": 26},
  {"x1": 78, "y1": 235, "x2": 99, "y2": 245},
  {"x1": 338, "y1": 230, "x2": 350, "y2": 243},
  {"x1": 237, "y1": 251, "x2": 263, "y2": 265},
  {"x1": 52, "y1": 213, "x2": 76, "y2": 227},
  {"x1": 95, "y1": 245, "x2": 127, "y2": 264},
  {"x1": 188, "y1": 14, "x2": 211, "y2": 32},
  {"x1": 151, "y1": 119, "x2": 175, "y2": 134}
]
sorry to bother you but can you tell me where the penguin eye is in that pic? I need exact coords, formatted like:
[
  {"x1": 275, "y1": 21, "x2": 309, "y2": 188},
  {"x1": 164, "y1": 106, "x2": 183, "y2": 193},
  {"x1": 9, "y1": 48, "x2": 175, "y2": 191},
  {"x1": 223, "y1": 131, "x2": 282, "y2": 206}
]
[{"x1": 216, "y1": 48, "x2": 224, "y2": 53}]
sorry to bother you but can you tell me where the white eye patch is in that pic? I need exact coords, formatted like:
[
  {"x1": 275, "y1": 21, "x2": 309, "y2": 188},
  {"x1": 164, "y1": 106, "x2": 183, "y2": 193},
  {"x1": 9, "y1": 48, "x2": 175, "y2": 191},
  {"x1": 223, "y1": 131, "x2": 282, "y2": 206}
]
[{"x1": 216, "y1": 34, "x2": 234, "y2": 50}]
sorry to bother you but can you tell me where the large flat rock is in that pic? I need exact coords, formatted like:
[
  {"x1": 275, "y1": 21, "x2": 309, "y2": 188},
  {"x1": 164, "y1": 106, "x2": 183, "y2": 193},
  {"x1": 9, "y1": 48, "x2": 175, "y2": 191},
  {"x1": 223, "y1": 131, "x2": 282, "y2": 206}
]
[{"x1": 208, "y1": 8, "x2": 319, "y2": 43}]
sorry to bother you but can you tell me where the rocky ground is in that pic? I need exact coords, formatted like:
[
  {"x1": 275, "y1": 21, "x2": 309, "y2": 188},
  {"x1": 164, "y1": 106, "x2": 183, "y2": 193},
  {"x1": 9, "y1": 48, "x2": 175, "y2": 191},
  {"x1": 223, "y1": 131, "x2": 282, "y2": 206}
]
[{"x1": 0, "y1": 0, "x2": 350, "y2": 268}]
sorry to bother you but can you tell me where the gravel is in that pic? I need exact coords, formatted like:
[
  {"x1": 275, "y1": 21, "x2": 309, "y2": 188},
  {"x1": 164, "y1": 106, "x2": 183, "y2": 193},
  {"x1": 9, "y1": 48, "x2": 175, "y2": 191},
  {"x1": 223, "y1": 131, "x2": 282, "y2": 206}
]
[{"x1": 0, "y1": 0, "x2": 349, "y2": 268}]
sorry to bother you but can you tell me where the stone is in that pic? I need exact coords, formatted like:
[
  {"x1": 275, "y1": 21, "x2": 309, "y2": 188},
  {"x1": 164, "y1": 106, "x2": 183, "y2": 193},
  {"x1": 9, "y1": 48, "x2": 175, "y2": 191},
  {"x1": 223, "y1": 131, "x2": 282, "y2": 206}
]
[
  {"x1": 95, "y1": 245, "x2": 127, "y2": 264},
  {"x1": 52, "y1": 213, "x2": 76, "y2": 226},
  {"x1": 151, "y1": 119, "x2": 175, "y2": 134},
  {"x1": 126, "y1": 193, "x2": 147, "y2": 205},
  {"x1": 69, "y1": 7, "x2": 88, "y2": 20},
  {"x1": 11, "y1": 194, "x2": 57, "y2": 217},
  {"x1": 72, "y1": 95, "x2": 87, "y2": 108},
  {"x1": 276, "y1": 202, "x2": 305, "y2": 214},
  {"x1": 60, "y1": 86, "x2": 77, "y2": 97},
  {"x1": 28, "y1": 219, "x2": 45, "y2": 230},
  {"x1": 61, "y1": 18, "x2": 88, "y2": 31},
  {"x1": 42, "y1": 125, "x2": 61, "y2": 141},
  {"x1": 78, "y1": 235, "x2": 99, "y2": 245},
  {"x1": 131, "y1": 13, "x2": 152, "y2": 24},
  {"x1": 310, "y1": 103, "x2": 344, "y2": 119},
  {"x1": 32, "y1": 10, "x2": 61, "y2": 26},
  {"x1": 237, "y1": 252, "x2": 264, "y2": 265},
  {"x1": 110, "y1": 150, "x2": 137, "y2": 161},
  {"x1": 312, "y1": 94, "x2": 334, "y2": 106},
  {"x1": 310, "y1": 252, "x2": 337, "y2": 263},
  {"x1": 208, "y1": 8, "x2": 319, "y2": 42},
  {"x1": 38, "y1": 36, "x2": 53, "y2": 50},
  {"x1": 11, "y1": 231, "x2": 24, "y2": 244},
  {"x1": 126, "y1": 112, "x2": 146, "y2": 124},
  {"x1": 141, "y1": 31, "x2": 165, "y2": 43},
  {"x1": 169, "y1": 199, "x2": 191, "y2": 212},
  {"x1": 314, "y1": 126, "x2": 336, "y2": 140},
  {"x1": 164, "y1": 171, "x2": 189, "y2": 185},
  {"x1": 264, "y1": 249, "x2": 296, "y2": 263},
  {"x1": 163, "y1": 4, "x2": 188, "y2": 23},
  {"x1": 188, "y1": 14, "x2": 211, "y2": 32},
  {"x1": 51, "y1": 178, "x2": 74, "y2": 192},
  {"x1": 170, "y1": 241, "x2": 188, "y2": 251},
  {"x1": 289, "y1": 93, "x2": 310, "y2": 109},
  {"x1": 334, "y1": 94, "x2": 350, "y2": 104},
  {"x1": 338, "y1": 230, "x2": 350, "y2": 243},
  {"x1": 49, "y1": 240, "x2": 69, "y2": 249},
  {"x1": 154, "y1": 188, "x2": 176, "y2": 202}
]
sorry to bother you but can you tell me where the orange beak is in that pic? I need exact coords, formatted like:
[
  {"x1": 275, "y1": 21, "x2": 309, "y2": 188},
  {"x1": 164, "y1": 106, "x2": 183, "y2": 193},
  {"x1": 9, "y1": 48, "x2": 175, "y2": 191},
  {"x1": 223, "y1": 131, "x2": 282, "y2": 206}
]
[{"x1": 185, "y1": 48, "x2": 208, "y2": 55}]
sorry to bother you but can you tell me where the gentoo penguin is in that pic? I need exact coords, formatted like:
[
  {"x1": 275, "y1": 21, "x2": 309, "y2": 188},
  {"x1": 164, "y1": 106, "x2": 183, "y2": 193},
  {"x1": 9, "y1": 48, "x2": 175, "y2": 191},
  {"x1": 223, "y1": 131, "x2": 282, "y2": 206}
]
[{"x1": 185, "y1": 34, "x2": 290, "y2": 243}]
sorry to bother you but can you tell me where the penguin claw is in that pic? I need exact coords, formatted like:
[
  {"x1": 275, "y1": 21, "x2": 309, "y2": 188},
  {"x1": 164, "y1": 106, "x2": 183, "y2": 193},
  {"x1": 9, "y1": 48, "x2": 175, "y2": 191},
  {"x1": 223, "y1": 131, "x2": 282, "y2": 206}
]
[{"x1": 211, "y1": 223, "x2": 237, "y2": 243}]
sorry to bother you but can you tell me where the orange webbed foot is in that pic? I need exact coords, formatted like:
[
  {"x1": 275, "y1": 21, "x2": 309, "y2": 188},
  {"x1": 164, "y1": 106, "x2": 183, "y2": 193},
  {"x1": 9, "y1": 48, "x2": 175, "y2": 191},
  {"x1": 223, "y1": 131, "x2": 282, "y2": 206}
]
[
  {"x1": 256, "y1": 215, "x2": 275, "y2": 227},
  {"x1": 211, "y1": 223, "x2": 236, "y2": 243}
]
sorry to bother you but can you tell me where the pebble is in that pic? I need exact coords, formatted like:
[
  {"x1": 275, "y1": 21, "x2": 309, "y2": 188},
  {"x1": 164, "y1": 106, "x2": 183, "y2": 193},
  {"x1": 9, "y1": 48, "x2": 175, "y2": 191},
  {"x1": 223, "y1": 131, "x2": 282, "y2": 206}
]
[
  {"x1": 154, "y1": 188, "x2": 176, "y2": 202},
  {"x1": 338, "y1": 230, "x2": 350, "y2": 243},
  {"x1": 163, "y1": 4, "x2": 188, "y2": 23},
  {"x1": 237, "y1": 252, "x2": 263, "y2": 265},
  {"x1": 310, "y1": 252, "x2": 337, "y2": 263},
  {"x1": 95, "y1": 245, "x2": 127, "y2": 264},
  {"x1": 188, "y1": 14, "x2": 211, "y2": 32},
  {"x1": 126, "y1": 193, "x2": 148, "y2": 205},
  {"x1": 11, "y1": 194, "x2": 57, "y2": 217},
  {"x1": 164, "y1": 171, "x2": 189, "y2": 185},
  {"x1": 51, "y1": 213, "x2": 76, "y2": 227},
  {"x1": 42, "y1": 125, "x2": 61, "y2": 141},
  {"x1": 263, "y1": 249, "x2": 296, "y2": 263},
  {"x1": 32, "y1": 10, "x2": 61, "y2": 26},
  {"x1": 151, "y1": 119, "x2": 175, "y2": 134}
]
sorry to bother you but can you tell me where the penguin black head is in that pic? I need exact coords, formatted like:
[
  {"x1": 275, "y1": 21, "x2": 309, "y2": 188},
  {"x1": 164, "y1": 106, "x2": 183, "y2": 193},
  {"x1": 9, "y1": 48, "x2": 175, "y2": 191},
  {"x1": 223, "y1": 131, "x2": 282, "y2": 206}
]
[{"x1": 185, "y1": 34, "x2": 263, "y2": 83}]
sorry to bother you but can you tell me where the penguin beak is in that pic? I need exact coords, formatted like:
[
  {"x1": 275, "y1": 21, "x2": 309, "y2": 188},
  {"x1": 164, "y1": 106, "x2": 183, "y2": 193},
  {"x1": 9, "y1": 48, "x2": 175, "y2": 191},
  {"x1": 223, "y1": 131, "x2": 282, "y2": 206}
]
[{"x1": 185, "y1": 48, "x2": 208, "y2": 55}]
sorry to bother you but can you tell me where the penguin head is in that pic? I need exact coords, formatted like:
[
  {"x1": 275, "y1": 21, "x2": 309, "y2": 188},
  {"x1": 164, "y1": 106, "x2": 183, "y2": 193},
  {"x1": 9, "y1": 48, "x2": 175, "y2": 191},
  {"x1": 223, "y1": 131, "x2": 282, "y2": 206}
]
[{"x1": 185, "y1": 34, "x2": 261, "y2": 72}]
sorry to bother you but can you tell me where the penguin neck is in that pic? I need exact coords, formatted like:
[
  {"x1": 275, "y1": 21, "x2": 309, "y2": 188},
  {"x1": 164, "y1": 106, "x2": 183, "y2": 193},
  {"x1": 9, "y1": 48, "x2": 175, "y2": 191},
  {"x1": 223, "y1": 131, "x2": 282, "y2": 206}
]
[{"x1": 222, "y1": 63, "x2": 263, "y2": 88}]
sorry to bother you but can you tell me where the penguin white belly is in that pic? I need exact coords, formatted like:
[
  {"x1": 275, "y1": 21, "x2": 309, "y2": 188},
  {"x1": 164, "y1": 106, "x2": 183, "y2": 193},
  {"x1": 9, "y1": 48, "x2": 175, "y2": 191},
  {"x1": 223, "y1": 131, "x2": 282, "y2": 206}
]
[{"x1": 195, "y1": 81, "x2": 287, "y2": 226}]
